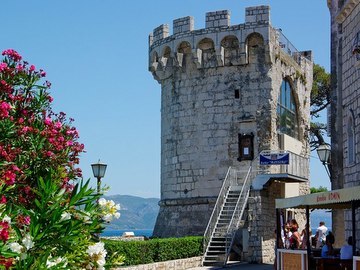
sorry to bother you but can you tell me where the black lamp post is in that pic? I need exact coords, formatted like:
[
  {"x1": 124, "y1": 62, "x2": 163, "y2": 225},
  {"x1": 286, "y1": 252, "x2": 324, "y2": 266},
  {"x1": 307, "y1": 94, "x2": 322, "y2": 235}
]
[
  {"x1": 316, "y1": 143, "x2": 331, "y2": 178},
  {"x1": 91, "y1": 160, "x2": 107, "y2": 195}
]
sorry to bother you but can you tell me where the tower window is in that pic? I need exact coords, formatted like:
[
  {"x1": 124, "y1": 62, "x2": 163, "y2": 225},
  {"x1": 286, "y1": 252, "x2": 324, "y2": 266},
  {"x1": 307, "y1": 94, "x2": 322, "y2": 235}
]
[
  {"x1": 235, "y1": 89, "x2": 240, "y2": 99},
  {"x1": 277, "y1": 79, "x2": 299, "y2": 139}
]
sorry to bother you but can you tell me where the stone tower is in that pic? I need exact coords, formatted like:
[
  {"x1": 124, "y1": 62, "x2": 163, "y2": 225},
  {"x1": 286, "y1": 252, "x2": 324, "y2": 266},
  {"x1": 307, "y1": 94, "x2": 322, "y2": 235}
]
[{"x1": 149, "y1": 6, "x2": 313, "y2": 260}]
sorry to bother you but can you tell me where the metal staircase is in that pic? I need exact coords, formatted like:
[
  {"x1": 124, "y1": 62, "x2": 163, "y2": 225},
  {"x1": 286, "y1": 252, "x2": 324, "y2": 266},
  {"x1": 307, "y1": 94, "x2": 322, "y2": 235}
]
[
  {"x1": 202, "y1": 150, "x2": 308, "y2": 266},
  {"x1": 202, "y1": 167, "x2": 252, "y2": 266}
]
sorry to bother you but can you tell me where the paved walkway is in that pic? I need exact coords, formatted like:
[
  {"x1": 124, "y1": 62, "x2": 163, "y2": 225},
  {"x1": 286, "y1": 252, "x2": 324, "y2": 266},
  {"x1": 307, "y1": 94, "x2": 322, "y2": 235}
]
[{"x1": 188, "y1": 262, "x2": 274, "y2": 270}]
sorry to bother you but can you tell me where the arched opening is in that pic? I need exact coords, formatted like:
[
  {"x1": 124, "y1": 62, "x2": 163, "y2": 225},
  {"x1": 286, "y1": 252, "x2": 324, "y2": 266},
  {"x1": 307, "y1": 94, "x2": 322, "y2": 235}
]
[
  {"x1": 151, "y1": 51, "x2": 159, "y2": 63},
  {"x1": 221, "y1": 35, "x2": 240, "y2": 66},
  {"x1": 162, "y1": 46, "x2": 171, "y2": 58},
  {"x1": 197, "y1": 38, "x2": 216, "y2": 68},
  {"x1": 246, "y1": 32, "x2": 265, "y2": 64},
  {"x1": 276, "y1": 78, "x2": 299, "y2": 139},
  {"x1": 177, "y1": 41, "x2": 192, "y2": 67}
]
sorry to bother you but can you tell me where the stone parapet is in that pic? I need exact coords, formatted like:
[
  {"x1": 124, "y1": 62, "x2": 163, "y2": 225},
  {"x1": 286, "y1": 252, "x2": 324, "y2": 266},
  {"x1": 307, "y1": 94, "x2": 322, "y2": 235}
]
[
  {"x1": 173, "y1": 16, "x2": 194, "y2": 34},
  {"x1": 206, "y1": 10, "x2": 230, "y2": 28}
]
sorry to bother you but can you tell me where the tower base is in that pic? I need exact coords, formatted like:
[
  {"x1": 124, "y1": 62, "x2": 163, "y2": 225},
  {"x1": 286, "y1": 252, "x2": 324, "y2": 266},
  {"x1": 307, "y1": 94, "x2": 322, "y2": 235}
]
[{"x1": 152, "y1": 197, "x2": 217, "y2": 238}]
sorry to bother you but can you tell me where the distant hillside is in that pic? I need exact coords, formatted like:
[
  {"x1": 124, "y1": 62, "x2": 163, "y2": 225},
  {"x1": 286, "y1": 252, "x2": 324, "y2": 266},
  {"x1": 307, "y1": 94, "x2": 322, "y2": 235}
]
[{"x1": 104, "y1": 195, "x2": 159, "y2": 230}]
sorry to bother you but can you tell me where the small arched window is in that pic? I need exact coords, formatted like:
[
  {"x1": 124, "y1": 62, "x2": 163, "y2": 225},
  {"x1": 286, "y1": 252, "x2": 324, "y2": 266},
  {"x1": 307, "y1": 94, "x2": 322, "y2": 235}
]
[
  {"x1": 221, "y1": 35, "x2": 240, "y2": 66},
  {"x1": 277, "y1": 79, "x2": 299, "y2": 138},
  {"x1": 347, "y1": 115, "x2": 355, "y2": 164},
  {"x1": 177, "y1": 41, "x2": 192, "y2": 67},
  {"x1": 246, "y1": 32, "x2": 265, "y2": 64}
]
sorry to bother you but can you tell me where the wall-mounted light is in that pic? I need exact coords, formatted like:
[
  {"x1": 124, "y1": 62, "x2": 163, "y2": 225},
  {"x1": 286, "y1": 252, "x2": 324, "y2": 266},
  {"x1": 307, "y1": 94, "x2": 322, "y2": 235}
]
[{"x1": 316, "y1": 143, "x2": 331, "y2": 178}]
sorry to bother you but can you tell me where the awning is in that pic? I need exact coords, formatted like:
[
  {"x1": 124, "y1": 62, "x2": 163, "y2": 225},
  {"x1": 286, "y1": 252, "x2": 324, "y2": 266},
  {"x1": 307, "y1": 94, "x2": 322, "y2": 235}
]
[{"x1": 275, "y1": 185, "x2": 360, "y2": 209}]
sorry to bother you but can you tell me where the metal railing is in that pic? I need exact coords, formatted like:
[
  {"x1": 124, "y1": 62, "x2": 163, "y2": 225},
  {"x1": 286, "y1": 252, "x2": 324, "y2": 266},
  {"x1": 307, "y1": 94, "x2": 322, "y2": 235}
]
[
  {"x1": 224, "y1": 167, "x2": 253, "y2": 264},
  {"x1": 277, "y1": 29, "x2": 298, "y2": 57},
  {"x1": 278, "y1": 151, "x2": 309, "y2": 180},
  {"x1": 203, "y1": 167, "x2": 235, "y2": 253}
]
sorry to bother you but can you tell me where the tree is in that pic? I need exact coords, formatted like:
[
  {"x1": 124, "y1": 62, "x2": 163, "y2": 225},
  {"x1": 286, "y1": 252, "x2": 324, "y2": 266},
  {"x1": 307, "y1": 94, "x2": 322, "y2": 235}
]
[
  {"x1": 0, "y1": 49, "x2": 121, "y2": 269},
  {"x1": 309, "y1": 64, "x2": 331, "y2": 150},
  {"x1": 310, "y1": 186, "x2": 328, "y2": 194}
]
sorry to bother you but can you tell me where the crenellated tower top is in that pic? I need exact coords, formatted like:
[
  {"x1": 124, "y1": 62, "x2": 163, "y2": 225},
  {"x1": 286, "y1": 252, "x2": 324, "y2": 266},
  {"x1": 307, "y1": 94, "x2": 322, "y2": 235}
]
[
  {"x1": 149, "y1": 6, "x2": 270, "y2": 47},
  {"x1": 148, "y1": 5, "x2": 311, "y2": 83}
]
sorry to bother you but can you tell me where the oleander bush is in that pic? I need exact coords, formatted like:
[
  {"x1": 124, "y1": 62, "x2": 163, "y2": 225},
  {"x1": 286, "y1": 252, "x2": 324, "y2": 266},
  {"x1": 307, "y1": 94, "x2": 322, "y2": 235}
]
[
  {"x1": 104, "y1": 236, "x2": 203, "y2": 266},
  {"x1": 0, "y1": 49, "x2": 121, "y2": 269}
]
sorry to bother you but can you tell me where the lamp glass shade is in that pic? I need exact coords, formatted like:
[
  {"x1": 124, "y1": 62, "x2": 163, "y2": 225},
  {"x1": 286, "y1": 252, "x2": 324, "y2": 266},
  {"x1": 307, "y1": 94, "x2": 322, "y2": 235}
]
[
  {"x1": 317, "y1": 144, "x2": 331, "y2": 164},
  {"x1": 91, "y1": 162, "x2": 107, "y2": 178}
]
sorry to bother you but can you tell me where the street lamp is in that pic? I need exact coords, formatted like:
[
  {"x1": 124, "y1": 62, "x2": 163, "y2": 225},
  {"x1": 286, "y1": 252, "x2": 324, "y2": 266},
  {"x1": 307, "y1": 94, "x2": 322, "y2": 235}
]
[
  {"x1": 91, "y1": 160, "x2": 107, "y2": 195},
  {"x1": 316, "y1": 143, "x2": 331, "y2": 178}
]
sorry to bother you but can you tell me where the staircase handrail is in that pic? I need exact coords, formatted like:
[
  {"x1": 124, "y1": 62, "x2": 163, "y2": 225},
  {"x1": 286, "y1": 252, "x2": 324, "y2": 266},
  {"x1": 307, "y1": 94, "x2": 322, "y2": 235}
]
[
  {"x1": 224, "y1": 166, "x2": 253, "y2": 264},
  {"x1": 203, "y1": 167, "x2": 233, "y2": 252}
]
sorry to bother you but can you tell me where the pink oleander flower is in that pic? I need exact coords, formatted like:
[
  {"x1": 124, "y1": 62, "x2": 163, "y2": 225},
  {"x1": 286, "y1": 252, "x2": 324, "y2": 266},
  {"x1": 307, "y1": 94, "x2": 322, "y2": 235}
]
[
  {"x1": 0, "y1": 227, "x2": 9, "y2": 242},
  {"x1": 17, "y1": 215, "x2": 31, "y2": 226},
  {"x1": 29, "y1": 65, "x2": 36, "y2": 72},
  {"x1": 2, "y1": 49, "x2": 22, "y2": 62},
  {"x1": 0, "y1": 101, "x2": 11, "y2": 118},
  {"x1": 0, "y1": 62, "x2": 7, "y2": 71},
  {"x1": 45, "y1": 151, "x2": 54, "y2": 157},
  {"x1": 45, "y1": 80, "x2": 51, "y2": 88},
  {"x1": 66, "y1": 140, "x2": 73, "y2": 146},
  {"x1": 0, "y1": 196, "x2": 6, "y2": 204},
  {"x1": 44, "y1": 117, "x2": 52, "y2": 125},
  {"x1": 0, "y1": 221, "x2": 10, "y2": 242},
  {"x1": 16, "y1": 64, "x2": 24, "y2": 71},
  {"x1": 54, "y1": 122, "x2": 62, "y2": 129},
  {"x1": 3, "y1": 170, "x2": 16, "y2": 185}
]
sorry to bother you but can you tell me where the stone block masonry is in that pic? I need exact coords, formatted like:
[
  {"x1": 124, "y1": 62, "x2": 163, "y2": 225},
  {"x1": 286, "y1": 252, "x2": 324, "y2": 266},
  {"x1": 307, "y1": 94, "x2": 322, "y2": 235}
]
[
  {"x1": 149, "y1": 5, "x2": 312, "y2": 264},
  {"x1": 111, "y1": 256, "x2": 202, "y2": 270}
]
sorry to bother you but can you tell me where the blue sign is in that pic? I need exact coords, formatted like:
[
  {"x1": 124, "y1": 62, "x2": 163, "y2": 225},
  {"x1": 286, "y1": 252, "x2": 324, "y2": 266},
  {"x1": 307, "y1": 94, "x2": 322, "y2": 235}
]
[{"x1": 260, "y1": 152, "x2": 289, "y2": 165}]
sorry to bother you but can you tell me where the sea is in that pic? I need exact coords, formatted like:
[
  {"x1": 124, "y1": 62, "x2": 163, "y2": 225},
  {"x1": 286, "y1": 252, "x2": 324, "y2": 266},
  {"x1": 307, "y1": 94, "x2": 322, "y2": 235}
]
[
  {"x1": 101, "y1": 210, "x2": 331, "y2": 239},
  {"x1": 310, "y1": 209, "x2": 332, "y2": 235},
  {"x1": 101, "y1": 229, "x2": 153, "y2": 238}
]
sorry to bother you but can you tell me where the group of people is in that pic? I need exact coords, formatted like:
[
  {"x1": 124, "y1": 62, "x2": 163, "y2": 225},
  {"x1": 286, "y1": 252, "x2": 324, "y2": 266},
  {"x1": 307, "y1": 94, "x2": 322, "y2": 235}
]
[
  {"x1": 283, "y1": 219, "x2": 306, "y2": 249},
  {"x1": 284, "y1": 219, "x2": 353, "y2": 259}
]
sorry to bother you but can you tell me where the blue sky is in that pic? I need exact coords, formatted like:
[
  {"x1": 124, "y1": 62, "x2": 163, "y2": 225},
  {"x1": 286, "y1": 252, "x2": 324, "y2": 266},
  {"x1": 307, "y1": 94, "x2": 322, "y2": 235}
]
[{"x1": 1, "y1": 0, "x2": 331, "y2": 198}]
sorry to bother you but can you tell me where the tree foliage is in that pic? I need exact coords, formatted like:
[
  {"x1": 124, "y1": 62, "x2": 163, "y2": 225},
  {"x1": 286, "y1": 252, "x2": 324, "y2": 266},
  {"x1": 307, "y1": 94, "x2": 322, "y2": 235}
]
[
  {"x1": 310, "y1": 186, "x2": 328, "y2": 194},
  {"x1": 309, "y1": 64, "x2": 331, "y2": 150}
]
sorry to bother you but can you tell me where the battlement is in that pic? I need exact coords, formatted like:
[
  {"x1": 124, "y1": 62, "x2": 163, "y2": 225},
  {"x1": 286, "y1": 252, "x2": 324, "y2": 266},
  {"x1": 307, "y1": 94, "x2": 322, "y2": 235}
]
[
  {"x1": 205, "y1": 10, "x2": 230, "y2": 28},
  {"x1": 149, "y1": 5, "x2": 312, "y2": 82},
  {"x1": 245, "y1": 5, "x2": 270, "y2": 24},
  {"x1": 149, "y1": 5, "x2": 271, "y2": 46}
]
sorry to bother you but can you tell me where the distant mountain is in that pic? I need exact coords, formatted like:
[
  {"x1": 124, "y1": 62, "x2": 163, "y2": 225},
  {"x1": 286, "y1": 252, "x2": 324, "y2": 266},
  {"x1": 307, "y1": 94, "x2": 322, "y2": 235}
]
[
  {"x1": 103, "y1": 195, "x2": 331, "y2": 234},
  {"x1": 104, "y1": 195, "x2": 159, "y2": 230}
]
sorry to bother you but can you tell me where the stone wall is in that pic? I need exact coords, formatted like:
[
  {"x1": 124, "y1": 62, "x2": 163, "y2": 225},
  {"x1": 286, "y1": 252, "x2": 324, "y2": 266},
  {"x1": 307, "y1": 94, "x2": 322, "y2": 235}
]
[
  {"x1": 328, "y1": 0, "x2": 360, "y2": 248},
  {"x1": 111, "y1": 256, "x2": 202, "y2": 270}
]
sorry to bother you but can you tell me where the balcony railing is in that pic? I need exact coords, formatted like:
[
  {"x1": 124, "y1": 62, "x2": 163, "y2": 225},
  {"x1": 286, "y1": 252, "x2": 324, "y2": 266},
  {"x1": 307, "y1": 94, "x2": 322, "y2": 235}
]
[{"x1": 277, "y1": 29, "x2": 299, "y2": 57}]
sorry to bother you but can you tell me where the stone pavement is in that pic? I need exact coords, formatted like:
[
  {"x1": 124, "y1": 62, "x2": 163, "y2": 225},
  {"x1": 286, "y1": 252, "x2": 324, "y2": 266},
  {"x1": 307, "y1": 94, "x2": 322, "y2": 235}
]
[{"x1": 187, "y1": 261, "x2": 274, "y2": 270}]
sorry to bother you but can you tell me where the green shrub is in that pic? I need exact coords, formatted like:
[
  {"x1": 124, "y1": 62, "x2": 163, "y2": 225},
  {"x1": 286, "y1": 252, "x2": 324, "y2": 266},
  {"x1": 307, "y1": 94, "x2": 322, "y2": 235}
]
[{"x1": 104, "y1": 236, "x2": 203, "y2": 266}]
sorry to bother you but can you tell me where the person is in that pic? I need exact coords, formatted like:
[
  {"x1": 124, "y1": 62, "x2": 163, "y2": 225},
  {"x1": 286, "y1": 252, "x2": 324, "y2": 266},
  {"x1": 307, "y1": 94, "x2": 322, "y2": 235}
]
[
  {"x1": 300, "y1": 223, "x2": 312, "y2": 249},
  {"x1": 321, "y1": 232, "x2": 335, "y2": 257},
  {"x1": 315, "y1": 221, "x2": 328, "y2": 248},
  {"x1": 289, "y1": 219, "x2": 301, "y2": 249},
  {"x1": 340, "y1": 236, "x2": 353, "y2": 259},
  {"x1": 284, "y1": 221, "x2": 292, "y2": 249}
]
